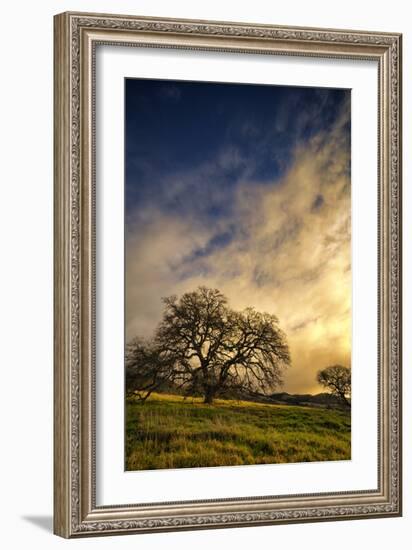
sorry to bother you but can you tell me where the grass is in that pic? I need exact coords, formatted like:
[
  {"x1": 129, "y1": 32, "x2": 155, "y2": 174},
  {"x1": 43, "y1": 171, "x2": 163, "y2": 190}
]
[{"x1": 125, "y1": 392, "x2": 351, "y2": 471}]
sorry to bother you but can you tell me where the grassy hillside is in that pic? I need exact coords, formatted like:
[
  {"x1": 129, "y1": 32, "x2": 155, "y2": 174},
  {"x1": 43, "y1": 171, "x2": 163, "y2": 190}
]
[{"x1": 125, "y1": 392, "x2": 351, "y2": 471}]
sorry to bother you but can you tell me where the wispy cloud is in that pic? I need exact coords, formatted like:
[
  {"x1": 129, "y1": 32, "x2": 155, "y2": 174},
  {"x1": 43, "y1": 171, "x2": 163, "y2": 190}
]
[{"x1": 157, "y1": 83, "x2": 182, "y2": 102}]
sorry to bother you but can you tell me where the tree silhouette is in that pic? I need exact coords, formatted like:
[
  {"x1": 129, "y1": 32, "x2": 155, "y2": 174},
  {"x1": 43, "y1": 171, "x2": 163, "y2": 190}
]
[
  {"x1": 126, "y1": 286, "x2": 290, "y2": 404},
  {"x1": 316, "y1": 365, "x2": 351, "y2": 407}
]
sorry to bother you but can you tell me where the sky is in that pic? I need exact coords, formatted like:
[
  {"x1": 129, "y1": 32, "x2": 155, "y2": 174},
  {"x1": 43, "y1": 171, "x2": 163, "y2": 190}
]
[{"x1": 125, "y1": 78, "x2": 351, "y2": 395}]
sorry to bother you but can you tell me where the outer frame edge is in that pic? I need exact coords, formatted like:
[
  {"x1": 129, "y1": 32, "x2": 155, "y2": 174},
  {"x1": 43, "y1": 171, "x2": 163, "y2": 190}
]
[{"x1": 53, "y1": 11, "x2": 72, "y2": 539}]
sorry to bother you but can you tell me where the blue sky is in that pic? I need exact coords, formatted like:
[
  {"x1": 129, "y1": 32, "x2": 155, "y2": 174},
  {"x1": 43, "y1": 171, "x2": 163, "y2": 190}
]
[
  {"x1": 125, "y1": 78, "x2": 351, "y2": 393},
  {"x1": 126, "y1": 79, "x2": 349, "y2": 224}
]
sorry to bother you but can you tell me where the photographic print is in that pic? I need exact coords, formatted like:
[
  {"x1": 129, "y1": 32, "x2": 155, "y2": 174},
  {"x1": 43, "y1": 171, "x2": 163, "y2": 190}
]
[{"x1": 125, "y1": 79, "x2": 352, "y2": 471}]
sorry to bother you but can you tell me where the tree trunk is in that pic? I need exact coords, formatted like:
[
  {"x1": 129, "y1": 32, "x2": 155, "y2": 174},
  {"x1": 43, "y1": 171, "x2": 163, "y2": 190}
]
[{"x1": 203, "y1": 387, "x2": 215, "y2": 404}]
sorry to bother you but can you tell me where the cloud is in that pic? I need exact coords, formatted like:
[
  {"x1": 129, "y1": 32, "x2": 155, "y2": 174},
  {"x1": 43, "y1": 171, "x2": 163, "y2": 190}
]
[
  {"x1": 125, "y1": 99, "x2": 351, "y2": 394},
  {"x1": 157, "y1": 84, "x2": 182, "y2": 102}
]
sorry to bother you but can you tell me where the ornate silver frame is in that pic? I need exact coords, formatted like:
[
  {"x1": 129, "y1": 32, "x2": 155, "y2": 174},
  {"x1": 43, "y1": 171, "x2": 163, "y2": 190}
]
[{"x1": 53, "y1": 11, "x2": 402, "y2": 538}]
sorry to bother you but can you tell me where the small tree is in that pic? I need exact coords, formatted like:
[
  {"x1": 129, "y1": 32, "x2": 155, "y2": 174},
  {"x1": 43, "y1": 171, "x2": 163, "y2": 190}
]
[
  {"x1": 126, "y1": 286, "x2": 291, "y2": 404},
  {"x1": 317, "y1": 365, "x2": 351, "y2": 407}
]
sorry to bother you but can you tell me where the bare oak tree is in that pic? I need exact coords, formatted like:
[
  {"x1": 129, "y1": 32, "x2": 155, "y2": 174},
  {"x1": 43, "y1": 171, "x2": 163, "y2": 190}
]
[
  {"x1": 316, "y1": 365, "x2": 351, "y2": 407},
  {"x1": 126, "y1": 286, "x2": 290, "y2": 404}
]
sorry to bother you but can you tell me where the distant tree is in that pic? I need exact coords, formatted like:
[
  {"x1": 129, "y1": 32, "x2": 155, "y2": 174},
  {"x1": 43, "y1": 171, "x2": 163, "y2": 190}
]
[
  {"x1": 126, "y1": 286, "x2": 291, "y2": 404},
  {"x1": 317, "y1": 365, "x2": 351, "y2": 407}
]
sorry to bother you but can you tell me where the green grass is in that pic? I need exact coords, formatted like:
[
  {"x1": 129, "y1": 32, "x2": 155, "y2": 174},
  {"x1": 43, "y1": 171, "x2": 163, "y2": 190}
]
[{"x1": 125, "y1": 392, "x2": 351, "y2": 471}]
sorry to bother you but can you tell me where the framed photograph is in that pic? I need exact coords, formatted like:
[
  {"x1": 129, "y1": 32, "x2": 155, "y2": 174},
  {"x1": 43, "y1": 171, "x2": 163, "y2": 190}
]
[{"x1": 53, "y1": 11, "x2": 402, "y2": 537}]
